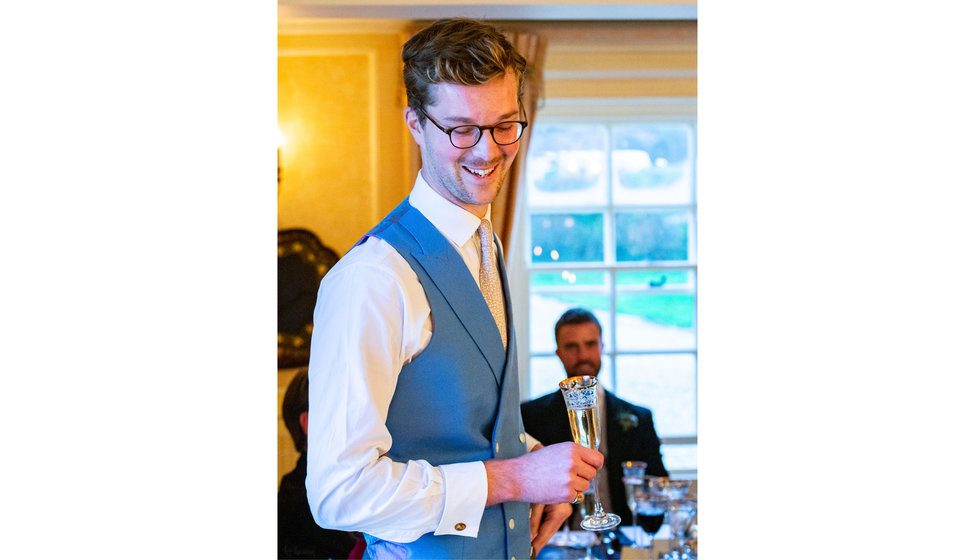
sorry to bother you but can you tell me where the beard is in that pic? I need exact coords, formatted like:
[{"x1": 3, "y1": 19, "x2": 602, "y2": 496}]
[
  {"x1": 569, "y1": 360, "x2": 600, "y2": 377},
  {"x1": 446, "y1": 159, "x2": 508, "y2": 207},
  {"x1": 421, "y1": 141, "x2": 513, "y2": 211}
]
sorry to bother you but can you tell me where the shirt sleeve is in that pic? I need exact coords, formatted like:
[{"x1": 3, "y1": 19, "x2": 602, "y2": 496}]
[
  {"x1": 305, "y1": 239, "x2": 489, "y2": 542},
  {"x1": 433, "y1": 462, "x2": 488, "y2": 537},
  {"x1": 525, "y1": 432, "x2": 541, "y2": 452}
]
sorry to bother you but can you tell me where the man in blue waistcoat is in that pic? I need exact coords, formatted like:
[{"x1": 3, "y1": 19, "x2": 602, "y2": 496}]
[{"x1": 305, "y1": 18, "x2": 604, "y2": 559}]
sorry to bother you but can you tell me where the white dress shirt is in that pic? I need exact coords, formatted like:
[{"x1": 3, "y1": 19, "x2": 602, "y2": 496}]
[{"x1": 305, "y1": 173, "x2": 535, "y2": 543}]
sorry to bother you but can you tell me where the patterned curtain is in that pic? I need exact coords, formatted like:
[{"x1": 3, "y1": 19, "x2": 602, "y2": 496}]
[{"x1": 496, "y1": 29, "x2": 547, "y2": 260}]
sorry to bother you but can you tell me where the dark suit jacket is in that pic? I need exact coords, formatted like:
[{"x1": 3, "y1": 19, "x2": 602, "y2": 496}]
[
  {"x1": 279, "y1": 452, "x2": 359, "y2": 559},
  {"x1": 520, "y1": 389, "x2": 669, "y2": 518}
]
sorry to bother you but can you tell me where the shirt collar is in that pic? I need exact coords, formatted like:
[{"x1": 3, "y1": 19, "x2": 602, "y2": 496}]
[{"x1": 408, "y1": 172, "x2": 491, "y2": 248}]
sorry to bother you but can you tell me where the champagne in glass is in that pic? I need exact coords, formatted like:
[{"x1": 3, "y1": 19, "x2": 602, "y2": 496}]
[{"x1": 559, "y1": 375, "x2": 621, "y2": 531}]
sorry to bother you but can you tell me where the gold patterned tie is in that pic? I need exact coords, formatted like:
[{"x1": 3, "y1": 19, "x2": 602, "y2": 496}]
[{"x1": 478, "y1": 219, "x2": 507, "y2": 348}]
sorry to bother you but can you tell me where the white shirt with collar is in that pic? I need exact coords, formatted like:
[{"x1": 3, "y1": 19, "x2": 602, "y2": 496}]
[{"x1": 305, "y1": 173, "x2": 536, "y2": 543}]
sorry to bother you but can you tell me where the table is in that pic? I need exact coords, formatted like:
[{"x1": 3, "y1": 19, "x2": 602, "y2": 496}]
[{"x1": 536, "y1": 524, "x2": 673, "y2": 560}]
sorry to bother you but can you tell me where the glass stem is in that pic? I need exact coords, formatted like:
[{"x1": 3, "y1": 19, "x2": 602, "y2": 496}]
[
  {"x1": 590, "y1": 476, "x2": 605, "y2": 516},
  {"x1": 671, "y1": 513, "x2": 681, "y2": 552}
]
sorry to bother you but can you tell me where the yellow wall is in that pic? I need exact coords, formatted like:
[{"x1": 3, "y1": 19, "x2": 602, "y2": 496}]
[
  {"x1": 278, "y1": 30, "x2": 413, "y2": 256},
  {"x1": 277, "y1": 28, "x2": 414, "y2": 483}
]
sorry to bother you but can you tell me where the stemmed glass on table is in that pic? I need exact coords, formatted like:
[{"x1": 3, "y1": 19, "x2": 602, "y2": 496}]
[
  {"x1": 558, "y1": 375, "x2": 621, "y2": 531},
  {"x1": 646, "y1": 477, "x2": 697, "y2": 559},
  {"x1": 631, "y1": 478, "x2": 667, "y2": 559},
  {"x1": 662, "y1": 499, "x2": 696, "y2": 559},
  {"x1": 621, "y1": 461, "x2": 647, "y2": 537}
]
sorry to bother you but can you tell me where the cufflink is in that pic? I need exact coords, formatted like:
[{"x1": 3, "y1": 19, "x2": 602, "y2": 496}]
[
  {"x1": 454, "y1": 522, "x2": 466, "y2": 531},
  {"x1": 519, "y1": 432, "x2": 526, "y2": 443},
  {"x1": 508, "y1": 518, "x2": 515, "y2": 530}
]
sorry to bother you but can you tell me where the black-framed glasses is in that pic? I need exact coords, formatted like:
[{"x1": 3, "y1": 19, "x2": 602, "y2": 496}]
[{"x1": 417, "y1": 107, "x2": 528, "y2": 149}]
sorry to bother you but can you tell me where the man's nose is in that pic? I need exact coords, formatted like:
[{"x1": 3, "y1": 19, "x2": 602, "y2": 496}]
[{"x1": 469, "y1": 128, "x2": 501, "y2": 157}]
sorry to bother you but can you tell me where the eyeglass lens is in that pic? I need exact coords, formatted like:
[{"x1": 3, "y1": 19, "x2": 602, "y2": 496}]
[{"x1": 450, "y1": 122, "x2": 524, "y2": 149}]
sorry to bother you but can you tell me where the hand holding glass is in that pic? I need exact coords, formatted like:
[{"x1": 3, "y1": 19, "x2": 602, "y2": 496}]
[{"x1": 559, "y1": 375, "x2": 621, "y2": 531}]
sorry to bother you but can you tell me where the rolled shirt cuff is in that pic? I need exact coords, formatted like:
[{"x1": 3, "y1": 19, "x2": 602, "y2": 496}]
[{"x1": 434, "y1": 461, "x2": 488, "y2": 538}]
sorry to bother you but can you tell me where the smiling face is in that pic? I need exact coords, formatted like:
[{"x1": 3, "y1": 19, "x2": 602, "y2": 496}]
[
  {"x1": 405, "y1": 69, "x2": 521, "y2": 217},
  {"x1": 555, "y1": 322, "x2": 604, "y2": 378}
]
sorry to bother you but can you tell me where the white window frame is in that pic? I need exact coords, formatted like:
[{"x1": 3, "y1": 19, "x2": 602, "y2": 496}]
[{"x1": 510, "y1": 97, "x2": 698, "y2": 477}]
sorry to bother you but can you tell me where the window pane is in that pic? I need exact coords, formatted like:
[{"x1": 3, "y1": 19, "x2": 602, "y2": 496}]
[
  {"x1": 528, "y1": 271, "x2": 610, "y2": 354},
  {"x1": 527, "y1": 356, "x2": 568, "y2": 400},
  {"x1": 615, "y1": 270, "x2": 696, "y2": 351},
  {"x1": 661, "y1": 443, "x2": 698, "y2": 473},
  {"x1": 526, "y1": 124, "x2": 609, "y2": 207},
  {"x1": 530, "y1": 213, "x2": 604, "y2": 264},
  {"x1": 614, "y1": 354, "x2": 696, "y2": 437},
  {"x1": 615, "y1": 210, "x2": 692, "y2": 262},
  {"x1": 612, "y1": 123, "x2": 694, "y2": 205}
]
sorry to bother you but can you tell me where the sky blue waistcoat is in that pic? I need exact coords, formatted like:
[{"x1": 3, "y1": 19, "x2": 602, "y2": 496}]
[{"x1": 358, "y1": 199, "x2": 531, "y2": 559}]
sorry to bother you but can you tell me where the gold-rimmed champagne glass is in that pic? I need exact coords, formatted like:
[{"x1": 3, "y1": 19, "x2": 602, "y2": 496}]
[{"x1": 559, "y1": 375, "x2": 621, "y2": 531}]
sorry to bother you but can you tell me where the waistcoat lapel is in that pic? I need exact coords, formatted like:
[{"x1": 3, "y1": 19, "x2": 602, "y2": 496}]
[{"x1": 397, "y1": 204, "x2": 507, "y2": 385}]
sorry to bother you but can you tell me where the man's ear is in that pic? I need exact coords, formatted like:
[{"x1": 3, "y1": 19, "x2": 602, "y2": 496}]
[
  {"x1": 299, "y1": 411, "x2": 309, "y2": 436},
  {"x1": 405, "y1": 106, "x2": 425, "y2": 145}
]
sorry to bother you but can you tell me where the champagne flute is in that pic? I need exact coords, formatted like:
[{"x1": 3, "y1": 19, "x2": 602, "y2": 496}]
[
  {"x1": 621, "y1": 460, "x2": 647, "y2": 536},
  {"x1": 559, "y1": 375, "x2": 621, "y2": 531}
]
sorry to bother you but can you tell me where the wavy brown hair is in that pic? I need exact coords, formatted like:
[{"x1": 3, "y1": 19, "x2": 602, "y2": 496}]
[{"x1": 402, "y1": 18, "x2": 527, "y2": 120}]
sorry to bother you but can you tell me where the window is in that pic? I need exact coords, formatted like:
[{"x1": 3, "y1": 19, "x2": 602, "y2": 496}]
[{"x1": 515, "y1": 101, "x2": 698, "y2": 476}]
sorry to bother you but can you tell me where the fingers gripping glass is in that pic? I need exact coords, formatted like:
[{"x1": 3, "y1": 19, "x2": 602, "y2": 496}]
[{"x1": 417, "y1": 107, "x2": 528, "y2": 149}]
